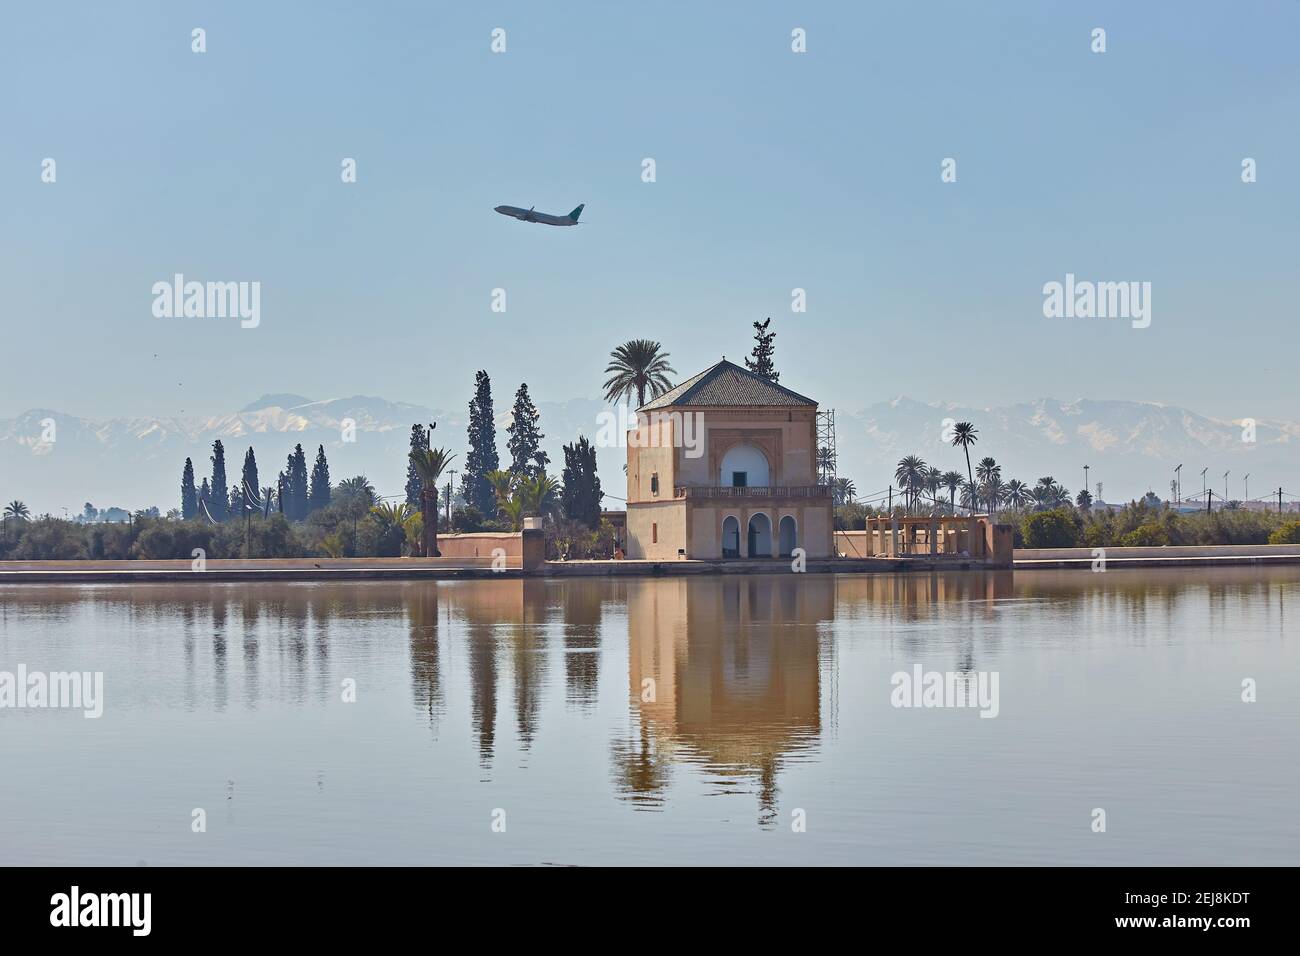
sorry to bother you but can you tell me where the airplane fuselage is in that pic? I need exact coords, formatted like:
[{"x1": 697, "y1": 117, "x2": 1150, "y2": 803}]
[{"x1": 494, "y1": 204, "x2": 582, "y2": 227}]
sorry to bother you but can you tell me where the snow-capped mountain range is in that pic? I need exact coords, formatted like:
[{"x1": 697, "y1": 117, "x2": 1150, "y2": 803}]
[{"x1": 1, "y1": 394, "x2": 1295, "y2": 515}]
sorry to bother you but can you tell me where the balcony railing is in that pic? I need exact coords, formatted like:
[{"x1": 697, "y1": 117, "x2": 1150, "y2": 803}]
[{"x1": 674, "y1": 485, "x2": 832, "y2": 499}]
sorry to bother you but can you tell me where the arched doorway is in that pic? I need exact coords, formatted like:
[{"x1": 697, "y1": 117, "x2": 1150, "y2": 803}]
[
  {"x1": 778, "y1": 515, "x2": 797, "y2": 558},
  {"x1": 722, "y1": 515, "x2": 741, "y2": 558},
  {"x1": 747, "y1": 512, "x2": 773, "y2": 558}
]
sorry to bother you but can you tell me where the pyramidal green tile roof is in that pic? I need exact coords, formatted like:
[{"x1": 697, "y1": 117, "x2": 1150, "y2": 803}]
[{"x1": 639, "y1": 359, "x2": 816, "y2": 410}]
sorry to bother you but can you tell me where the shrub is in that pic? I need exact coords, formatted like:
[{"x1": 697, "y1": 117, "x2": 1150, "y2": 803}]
[
  {"x1": 1020, "y1": 507, "x2": 1081, "y2": 548},
  {"x1": 1269, "y1": 520, "x2": 1300, "y2": 545},
  {"x1": 11, "y1": 519, "x2": 88, "y2": 560},
  {"x1": 452, "y1": 505, "x2": 485, "y2": 533},
  {"x1": 1119, "y1": 523, "x2": 1168, "y2": 547}
]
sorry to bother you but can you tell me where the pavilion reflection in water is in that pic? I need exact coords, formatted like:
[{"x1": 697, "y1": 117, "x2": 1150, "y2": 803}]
[{"x1": 616, "y1": 575, "x2": 834, "y2": 822}]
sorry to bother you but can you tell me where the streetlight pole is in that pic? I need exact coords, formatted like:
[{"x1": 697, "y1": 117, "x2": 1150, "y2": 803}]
[
  {"x1": 1174, "y1": 464, "x2": 1182, "y2": 507},
  {"x1": 1244, "y1": 473, "x2": 1250, "y2": 504},
  {"x1": 1201, "y1": 467, "x2": 1208, "y2": 502},
  {"x1": 1083, "y1": 465, "x2": 1089, "y2": 501},
  {"x1": 1224, "y1": 471, "x2": 1230, "y2": 504}
]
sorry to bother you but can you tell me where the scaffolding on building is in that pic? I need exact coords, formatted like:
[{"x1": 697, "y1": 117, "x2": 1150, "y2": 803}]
[{"x1": 816, "y1": 408, "x2": 837, "y2": 492}]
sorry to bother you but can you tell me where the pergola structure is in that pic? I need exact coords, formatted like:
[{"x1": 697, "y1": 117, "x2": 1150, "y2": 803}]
[{"x1": 842, "y1": 514, "x2": 994, "y2": 559}]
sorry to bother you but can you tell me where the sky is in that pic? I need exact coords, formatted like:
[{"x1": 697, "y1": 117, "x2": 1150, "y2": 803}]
[{"x1": 3, "y1": 0, "x2": 1299, "y2": 424}]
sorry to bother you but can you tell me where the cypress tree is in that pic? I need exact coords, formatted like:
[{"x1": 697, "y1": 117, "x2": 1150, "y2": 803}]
[
  {"x1": 461, "y1": 371, "x2": 500, "y2": 516},
  {"x1": 744, "y1": 317, "x2": 779, "y2": 382},
  {"x1": 181, "y1": 458, "x2": 198, "y2": 519},
  {"x1": 287, "y1": 444, "x2": 309, "y2": 520},
  {"x1": 209, "y1": 440, "x2": 229, "y2": 521},
  {"x1": 561, "y1": 436, "x2": 603, "y2": 528},
  {"x1": 239, "y1": 447, "x2": 259, "y2": 516},
  {"x1": 506, "y1": 382, "x2": 548, "y2": 481},
  {"x1": 309, "y1": 445, "x2": 331, "y2": 512},
  {"x1": 405, "y1": 424, "x2": 429, "y2": 507}
]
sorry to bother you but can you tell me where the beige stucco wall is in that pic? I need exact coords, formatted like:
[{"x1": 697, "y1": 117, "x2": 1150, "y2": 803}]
[
  {"x1": 626, "y1": 417, "x2": 677, "y2": 504},
  {"x1": 626, "y1": 499, "x2": 689, "y2": 559}
]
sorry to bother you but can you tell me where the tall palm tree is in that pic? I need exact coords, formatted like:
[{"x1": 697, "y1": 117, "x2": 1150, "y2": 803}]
[
  {"x1": 950, "y1": 422, "x2": 979, "y2": 511},
  {"x1": 960, "y1": 481, "x2": 979, "y2": 511},
  {"x1": 925, "y1": 466, "x2": 943, "y2": 511},
  {"x1": 832, "y1": 477, "x2": 857, "y2": 506},
  {"x1": 975, "y1": 457, "x2": 1001, "y2": 514},
  {"x1": 894, "y1": 456, "x2": 927, "y2": 513},
  {"x1": 1004, "y1": 479, "x2": 1032, "y2": 510},
  {"x1": 942, "y1": 471, "x2": 964, "y2": 512},
  {"x1": 410, "y1": 448, "x2": 455, "y2": 557},
  {"x1": 4, "y1": 500, "x2": 31, "y2": 520},
  {"x1": 603, "y1": 340, "x2": 676, "y2": 408},
  {"x1": 985, "y1": 474, "x2": 1006, "y2": 515}
]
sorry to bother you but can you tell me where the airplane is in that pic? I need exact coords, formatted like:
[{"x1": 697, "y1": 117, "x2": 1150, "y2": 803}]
[{"x1": 494, "y1": 202, "x2": 584, "y2": 226}]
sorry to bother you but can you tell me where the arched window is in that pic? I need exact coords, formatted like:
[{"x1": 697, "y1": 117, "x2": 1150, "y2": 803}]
[{"x1": 720, "y1": 444, "x2": 770, "y2": 487}]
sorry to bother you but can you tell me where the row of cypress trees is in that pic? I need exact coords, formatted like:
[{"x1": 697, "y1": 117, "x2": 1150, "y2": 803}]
[{"x1": 181, "y1": 442, "x2": 331, "y2": 522}]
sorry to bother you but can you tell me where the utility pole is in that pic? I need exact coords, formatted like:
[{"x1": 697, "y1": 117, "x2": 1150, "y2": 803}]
[
  {"x1": 1083, "y1": 465, "x2": 1089, "y2": 502},
  {"x1": 1201, "y1": 467, "x2": 1208, "y2": 502},
  {"x1": 1224, "y1": 471, "x2": 1230, "y2": 503},
  {"x1": 1174, "y1": 464, "x2": 1182, "y2": 507}
]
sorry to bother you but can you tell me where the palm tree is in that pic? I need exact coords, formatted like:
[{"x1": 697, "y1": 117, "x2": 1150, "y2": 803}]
[
  {"x1": 517, "y1": 475, "x2": 558, "y2": 518},
  {"x1": 484, "y1": 469, "x2": 516, "y2": 510},
  {"x1": 335, "y1": 475, "x2": 376, "y2": 506},
  {"x1": 975, "y1": 457, "x2": 1002, "y2": 514},
  {"x1": 832, "y1": 477, "x2": 857, "y2": 506},
  {"x1": 603, "y1": 340, "x2": 676, "y2": 408},
  {"x1": 4, "y1": 500, "x2": 30, "y2": 520},
  {"x1": 925, "y1": 466, "x2": 943, "y2": 511},
  {"x1": 894, "y1": 456, "x2": 927, "y2": 513},
  {"x1": 942, "y1": 471, "x2": 964, "y2": 512},
  {"x1": 497, "y1": 496, "x2": 525, "y2": 532},
  {"x1": 985, "y1": 474, "x2": 1006, "y2": 515},
  {"x1": 410, "y1": 448, "x2": 455, "y2": 557},
  {"x1": 960, "y1": 481, "x2": 979, "y2": 511},
  {"x1": 371, "y1": 500, "x2": 413, "y2": 527},
  {"x1": 950, "y1": 422, "x2": 979, "y2": 511},
  {"x1": 1004, "y1": 479, "x2": 1032, "y2": 510}
]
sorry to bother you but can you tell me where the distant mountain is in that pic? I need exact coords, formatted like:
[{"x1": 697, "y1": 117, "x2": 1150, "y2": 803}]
[
  {"x1": 1, "y1": 395, "x2": 1295, "y2": 514},
  {"x1": 834, "y1": 397, "x2": 1298, "y2": 505},
  {"x1": 239, "y1": 393, "x2": 313, "y2": 413},
  {"x1": 0, "y1": 395, "x2": 608, "y2": 515}
]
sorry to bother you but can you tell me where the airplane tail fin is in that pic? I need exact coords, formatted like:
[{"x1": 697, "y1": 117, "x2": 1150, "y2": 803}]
[{"x1": 568, "y1": 203, "x2": 585, "y2": 222}]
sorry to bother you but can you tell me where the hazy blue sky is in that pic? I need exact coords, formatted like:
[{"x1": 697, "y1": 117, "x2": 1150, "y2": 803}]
[{"x1": 4, "y1": 1, "x2": 1298, "y2": 421}]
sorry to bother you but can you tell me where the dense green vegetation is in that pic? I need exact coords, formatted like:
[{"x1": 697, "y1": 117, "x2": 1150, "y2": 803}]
[{"x1": 2, "y1": 362, "x2": 632, "y2": 562}]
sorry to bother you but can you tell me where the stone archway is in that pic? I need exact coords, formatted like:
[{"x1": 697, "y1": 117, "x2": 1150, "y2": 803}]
[
  {"x1": 778, "y1": 515, "x2": 797, "y2": 558},
  {"x1": 747, "y1": 512, "x2": 773, "y2": 558},
  {"x1": 722, "y1": 515, "x2": 741, "y2": 558}
]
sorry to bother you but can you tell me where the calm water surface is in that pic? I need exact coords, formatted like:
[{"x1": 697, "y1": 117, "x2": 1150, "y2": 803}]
[{"x1": 1, "y1": 569, "x2": 1296, "y2": 865}]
